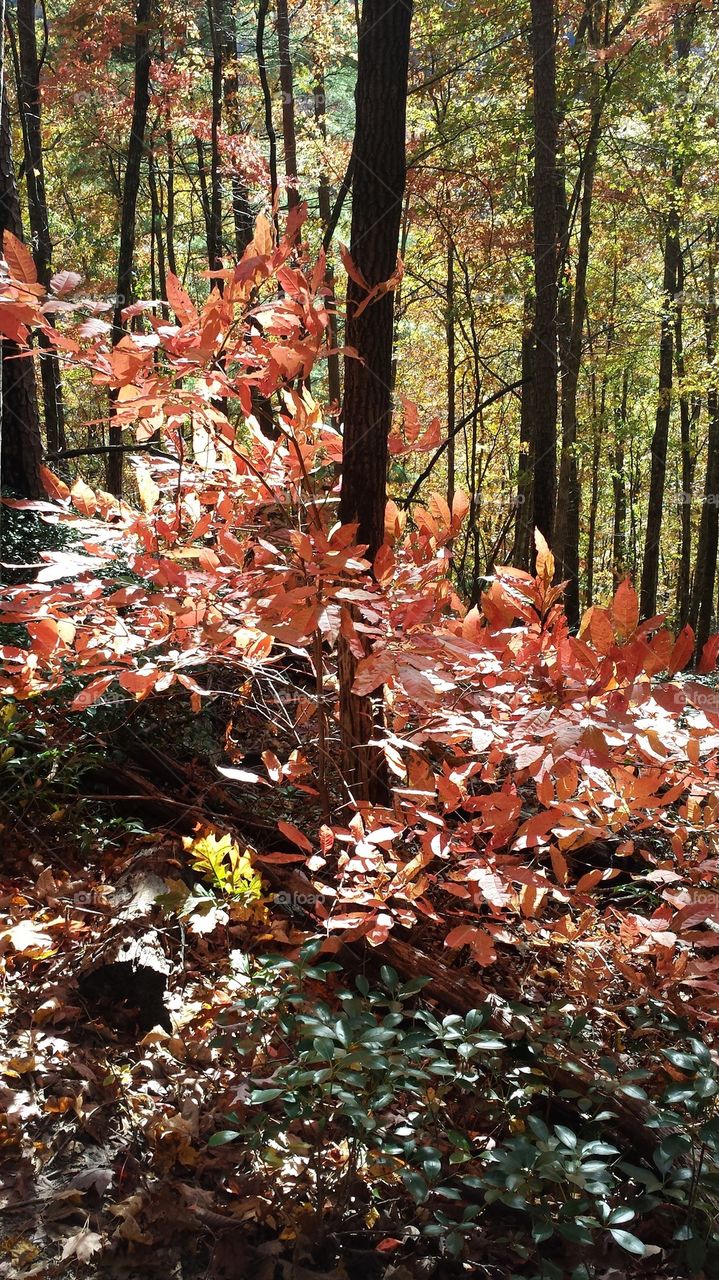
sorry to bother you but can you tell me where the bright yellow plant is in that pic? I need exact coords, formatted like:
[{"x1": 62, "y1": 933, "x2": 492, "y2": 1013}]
[{"x1": 183, "y1": 830, "x2": 264, "y2": 906}]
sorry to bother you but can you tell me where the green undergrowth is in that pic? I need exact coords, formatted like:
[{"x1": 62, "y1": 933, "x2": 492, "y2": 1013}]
[{"x1": 210, "y1": 940, "x2": 719, "y2": 1278}]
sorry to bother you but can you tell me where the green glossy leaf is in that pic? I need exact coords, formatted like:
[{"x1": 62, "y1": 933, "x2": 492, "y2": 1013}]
[
  {"x1": 609, "y1": 1229, "x2": 647, "y2": 1256},
  {"x1": 208, "y1": 1129, "x2": 239, "y2": 1146}
]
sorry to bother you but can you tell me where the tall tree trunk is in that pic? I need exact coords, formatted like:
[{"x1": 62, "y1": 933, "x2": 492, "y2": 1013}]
[
  {"x1": 554, "y1": 154, "x2": 575, "y2": 605},
  {"x1": 256, "y1": 0, "x2": 279, "y2": 210},
  {"x1": 207, "y1": 0, "x2": 224, "y2": 273},
  {"x1": 514, "y1": 85, "x2": 534, "y2": 571},
  {"x1": 148, "y1": 138, "x2": 167, "y2": 311},
  {"x1": 107, "y1": 0, "x2": 153, "y2": 496},
  {"x1": 390, "y1": 193, "x2": 411, "y2": 396},
  {"x1": 446, "y1": 234, "x2": 456, "y2": 519},
  {"x1": 314, "y1": 65, "x2": 341, "y2": 408},
  {"x1": 529, "y1": 0, "x2": 558, "y2": 550},
  {"x1": 515, "y1": 290, "x2": 535, "y2": 568},
  {"x1": 277, "y1": 0, "x2": 299, "y2": 210},
  {"x1": 612, "y1": 368, "x2": 629, "y2": 581},
  {"x1": 690, "y1": 221, "x2": 719, "y2": 657},
  {"x1": 554, "y1": 102, "x2": 599, "y2": 628},
  {"x1": 639, "y1": 201, "x2": 681, "y2": 618},
  {"x1": 585, "y1": 420, "x2": 601, "y2": 608},
  {"x1": 584, "y1": 319, "x2": 604, "y2": 609},
  {"x1": 221, "y1": 4, "x2": 253, "y2": 256},
  {"x1": 639, "y1": 12, "x2": 693, "y2": 618},
  {"x1": 14, "y1": 0, "x2": 65, "y2": 457},
  {"x1": 339, "y1": 0, "x2": 412, "y2": 555},
  {"x1": 165, "y1": 127, "x2": 177, "y2": 276},
  {"x1": 675, "y1": 249, "x2": 697, "y2": 626},
  {"x1": 0, "y1": 81, "x2": 43, "y2": 499},
  {"x1": 195, "y1": 135, "x2": 212, "y2": 254},
  {"x1": 338, "y1": 0, "x2": 413, "y2": 800}
]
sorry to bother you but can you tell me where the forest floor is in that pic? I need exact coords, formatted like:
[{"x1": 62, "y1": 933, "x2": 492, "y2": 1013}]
[
  {"x1": 0, "y1": 823, "x2": 669, "y2": 1280},
  {"x1": 0, "y1": 695, "x2": 713, "y2": 1280}
]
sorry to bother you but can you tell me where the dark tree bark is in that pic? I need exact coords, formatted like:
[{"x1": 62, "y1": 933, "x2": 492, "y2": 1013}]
[
  {"x1": 14, "y1": 0, "x2": 65, "y2": 458},
  {"x1": 640, "y1": 202, "x2": 681, "y2": 619},
  {"x1": 277, "y1": 0, "x2": 299, "y2": 210},
  {"x1": 195, "y1": 135, "x2": 213, "y2": 266},
  {"x1": 107, "y1": 0, "x2": 154, "y2": 496},
  {"x1": 256, "y1": 0, "x2": 279, "y2": 211},
  {"x1": 148, "y1": 139, "x2": 167, "y2": 312},
  {"x1": 221, "y1": 5, "x2": 253, "y2": 256},
  {"x1": 0, "y1": 81, "x2": 43, "y2": 499},
  {"x1": 339, "y1": 0, "x2": 412, "y2": 555},
  {"x1": 199, "y1": 0, "x2": 253, "y2": 268},
  {"x1": 338, "y1": 0, "x2": 413, "y2": 799},
  {"x1": 206, "y1": 0, "x2": 224, "y2": 273},
  {"x1": 554, "y1": 100, "x2": 600, "y2": 629},
  {"x1": 529, "y1": 0, "x2": 558, "y2": 551}
]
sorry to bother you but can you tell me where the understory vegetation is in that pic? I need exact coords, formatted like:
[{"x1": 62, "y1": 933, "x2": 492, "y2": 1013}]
[{"x1": 3, "y1": 0, "x2": 719, "y2": 1276}]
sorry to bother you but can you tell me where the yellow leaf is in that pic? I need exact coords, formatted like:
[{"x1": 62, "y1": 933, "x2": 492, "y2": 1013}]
[{"x1": 534, "y1": 528, "x2": 554, "y2": 583}]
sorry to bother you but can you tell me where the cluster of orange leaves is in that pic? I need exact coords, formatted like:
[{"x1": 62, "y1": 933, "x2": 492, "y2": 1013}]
[{"x1": 2, "y1": 220, "x2": 719, "y2": 1025}]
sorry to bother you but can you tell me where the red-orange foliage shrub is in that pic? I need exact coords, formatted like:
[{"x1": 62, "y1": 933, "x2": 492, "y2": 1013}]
[{"x1": 2, "y1": 221, "x2": 719, "y2": 1026}]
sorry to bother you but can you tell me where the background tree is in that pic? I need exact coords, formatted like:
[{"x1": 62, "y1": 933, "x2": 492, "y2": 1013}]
[
  {"x1": 528, "y1": 0, "x2": 558, "y2": 551},
  {"x1": 12, "y1": 0, "x2": 65, "y2": 458},
  {"x1": 338, "y1": 0, "x2": 413, "y2": 797},
  {"x1": 107, "y1": 0, "x2": 154, "y2": 496},
  {"x1": 0, "y1": 82, "x2": 43, "y2": 499}
]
